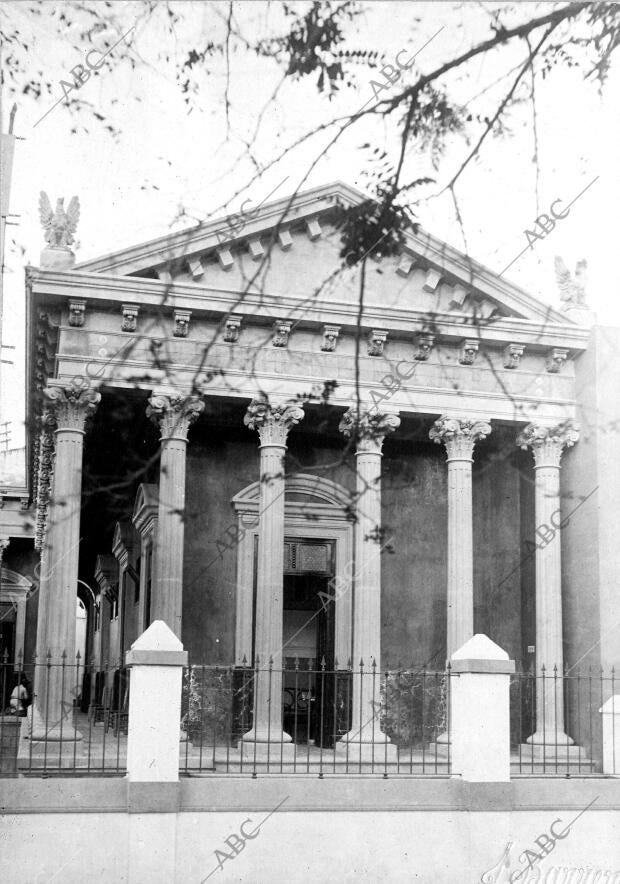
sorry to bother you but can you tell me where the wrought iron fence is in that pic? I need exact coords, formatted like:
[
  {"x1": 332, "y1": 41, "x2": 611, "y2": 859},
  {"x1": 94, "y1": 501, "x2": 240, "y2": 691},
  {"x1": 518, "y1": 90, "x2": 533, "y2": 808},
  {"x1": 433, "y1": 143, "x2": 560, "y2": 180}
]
[
  {"x1": 510, "y1": 665, "x2": 617, "y2": 775},
  {"x1": 179, "y1": 659, "x2": 452, "y2": 775},
  {"x1": 0, "y1": 651, "x2": 127, "y2": 776}
]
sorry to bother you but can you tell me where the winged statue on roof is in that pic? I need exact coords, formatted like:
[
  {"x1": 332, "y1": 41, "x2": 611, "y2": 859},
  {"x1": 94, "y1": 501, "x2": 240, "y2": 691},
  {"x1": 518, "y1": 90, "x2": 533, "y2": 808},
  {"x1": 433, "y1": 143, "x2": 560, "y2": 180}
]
[
  {"x1": 554, "y1": 256, "x2": 587, "y2": 307},
  {"x1": 39, "y1": 192, "x2": 80, "y2": 249}
]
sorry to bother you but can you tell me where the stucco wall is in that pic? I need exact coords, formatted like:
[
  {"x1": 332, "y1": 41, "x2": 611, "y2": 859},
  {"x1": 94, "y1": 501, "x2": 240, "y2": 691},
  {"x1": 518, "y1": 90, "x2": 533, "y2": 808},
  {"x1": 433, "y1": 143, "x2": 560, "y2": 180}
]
[{"x1": 1, "y1": 778, "x2": 618, "y2": 884}]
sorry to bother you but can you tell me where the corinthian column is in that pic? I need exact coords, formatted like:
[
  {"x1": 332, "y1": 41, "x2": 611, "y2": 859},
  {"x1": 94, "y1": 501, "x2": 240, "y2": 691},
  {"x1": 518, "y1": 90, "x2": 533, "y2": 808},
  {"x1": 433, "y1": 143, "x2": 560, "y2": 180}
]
[
  {"x1": 430, "y1": 416, "x2": 491, "y2": 659},
  {"x1": 147, "y1": 391, "x2": 204, "y2": 638},
  {"x1": 339, "y1": 408, "x2": 400, "y2": 754},
  {"x1": 241, "y1": 396, "x2": 304, "y2": 747},
  {"x1": 517, "y1": 421, "x2": 579, "y2": 746},
  {"x1": 32, "y1": 379, "x2": 100, "y2": 742}
]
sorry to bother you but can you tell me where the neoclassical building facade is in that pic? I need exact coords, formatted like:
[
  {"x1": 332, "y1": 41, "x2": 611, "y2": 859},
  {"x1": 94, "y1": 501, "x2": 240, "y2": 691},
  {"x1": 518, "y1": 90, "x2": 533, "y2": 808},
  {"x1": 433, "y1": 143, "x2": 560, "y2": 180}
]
[{"x1": 2, "y1": 182, "x2": 619, "y2": 755}]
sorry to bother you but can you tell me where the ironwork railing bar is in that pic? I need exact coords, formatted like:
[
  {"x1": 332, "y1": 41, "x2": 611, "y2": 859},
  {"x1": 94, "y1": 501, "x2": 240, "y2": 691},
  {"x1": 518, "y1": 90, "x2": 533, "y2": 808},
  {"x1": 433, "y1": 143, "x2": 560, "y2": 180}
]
[
  {"x1": 332, "y1": 666, "x2": 338, "y2": 774},
  {"x1": 319, "y1": 660, "x2": 325, "y2": 779},
  {"x1": 553, "y1": 665, "x2": 559, "y2": 775},
  {"x1": 588, "y1": 668, "x2": 594, "y2": 776},
  {"x1": 293, "y1": 662, "x2": 299, "y2": 774},
  {"x1": 266, "y1": 661, "x2": 273, "y2": 771},
  {"x1": 382, "y1": 667, "x2": 389, "y2": 778},
  {"x1": 576, "y1": 669, "x2": 582, "y2": 774},
  {"x1": 446, "y1": 665, "x2": 452, "y2": 775},
  {"x1": 74, "y1": 656, "x2": 81, "y2": 770},
  {"x1": 612, "y1": 669, "x2": 617, "y2": 775},
  {"x1": 599, "y1": 667, "x2": 605, "y2": 776},
  {"x1": 43, "y1": 654, "x2": 51, "y2": 772},
  {"x1": 305, "y1": 666, "x2": 311, "y2": 775}
]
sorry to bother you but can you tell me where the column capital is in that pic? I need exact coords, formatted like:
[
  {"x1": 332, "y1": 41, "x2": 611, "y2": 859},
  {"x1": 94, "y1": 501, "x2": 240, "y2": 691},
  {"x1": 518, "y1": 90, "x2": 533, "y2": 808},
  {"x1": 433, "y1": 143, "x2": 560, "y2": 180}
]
[
  {"x1": 339, "y1": 408, "x2": 400, "y2": 454},
  {"x1": 244, "y1": 397, "x2": 304, "y2": 446},
  {"x1": 44, "y1": 378, "x2": 101, "y2": 432},
  {"x1": 146, "y1": 391, "x2": 205, "y2": 441},
  {"x1": 516, "y1": 420, "x2": 579, "y2": 468},
  {"x1": 429, "y1": 415, "x2": 491, "y2": 461}
]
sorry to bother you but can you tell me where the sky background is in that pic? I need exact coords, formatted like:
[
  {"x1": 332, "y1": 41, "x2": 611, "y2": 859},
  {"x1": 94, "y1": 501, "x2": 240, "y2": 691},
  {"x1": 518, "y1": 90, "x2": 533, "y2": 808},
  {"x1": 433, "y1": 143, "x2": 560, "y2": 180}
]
[{"x1": 2, "y1": 0, "x2": 619, "y2": 457}]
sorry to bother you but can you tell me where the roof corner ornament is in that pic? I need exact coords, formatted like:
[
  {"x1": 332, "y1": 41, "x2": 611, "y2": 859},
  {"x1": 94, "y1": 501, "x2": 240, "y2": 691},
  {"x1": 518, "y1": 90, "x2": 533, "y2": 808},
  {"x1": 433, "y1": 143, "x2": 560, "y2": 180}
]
[
  {"x1": 554, "y1": 256, "x2": 596, "y2": 326},
  {"x1": 39, "y1": 192, "x2": 80, "y2": 270}
]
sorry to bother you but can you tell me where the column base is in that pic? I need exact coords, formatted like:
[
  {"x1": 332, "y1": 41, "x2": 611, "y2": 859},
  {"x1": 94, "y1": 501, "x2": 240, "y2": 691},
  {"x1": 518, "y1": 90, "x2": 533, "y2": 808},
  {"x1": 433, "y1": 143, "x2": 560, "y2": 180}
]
[
  {"x1": 27, "y1": 704, "x2": 83, "y2": 743},
  {"x1": 517, "y1": 740, "x2": 593, "y2": 771},
  {"x1": 526, "y1": 729, "x2": 574, "y2": 746},
  {"x1": 237, "y1": 739, "x2": 297, "y2": 761},
  {"x1": 336, "y1": 726, "x2": 398, "y2": 763},
  {"x1": 241, "y1": 727, "x2": 292, "y2": 745}
]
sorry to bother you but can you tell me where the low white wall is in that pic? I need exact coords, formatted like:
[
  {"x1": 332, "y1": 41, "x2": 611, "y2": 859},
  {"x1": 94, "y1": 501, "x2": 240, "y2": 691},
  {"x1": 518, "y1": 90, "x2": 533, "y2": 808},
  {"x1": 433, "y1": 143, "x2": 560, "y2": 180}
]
[{"x1": 3, "y1": 805, "x2": 620, "y2": 884}]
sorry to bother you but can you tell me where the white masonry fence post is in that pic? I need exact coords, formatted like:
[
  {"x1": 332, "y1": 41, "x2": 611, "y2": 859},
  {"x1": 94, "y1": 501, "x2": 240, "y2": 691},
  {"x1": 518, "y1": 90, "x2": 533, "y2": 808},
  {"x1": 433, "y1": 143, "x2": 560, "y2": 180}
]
[
  {"x1": 126, "y1": 620, "x2": 188, "y2": 782},
  {"x1": 449, "y1": 633, "x2": 515, "y2": 782},
  {"x1": 600, "y1": 694, "x2": 620, "y2": 776}
]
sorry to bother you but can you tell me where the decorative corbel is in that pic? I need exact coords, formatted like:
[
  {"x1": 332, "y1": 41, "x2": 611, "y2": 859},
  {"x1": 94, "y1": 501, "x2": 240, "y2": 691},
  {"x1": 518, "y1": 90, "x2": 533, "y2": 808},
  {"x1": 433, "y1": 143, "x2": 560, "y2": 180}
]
[
  {"x1": 273, "y1": 320, "x2": 292, "y2": 348},
  {"x1": 121, "y1": 304, "x2": 139, "y2": 333},
  {"x1": 459, "y1": 339, "x2": 479, "y2": 365},
  {"x1": 414, "y1": 332, "x2": 435, "y2": 361},
  {"x1": 68, "y1": 299, "x2": 86, "y2": 327},
  {"x1": 367, "y1": 329, "x2": 388, "y2": 357},
  {"x1": 224, "y1": 314, "x2": 242, "y2": 343},
  {"x1": 504, "y1": 343, "x2": 525, "y2": 370},
  {"x1": 546, "y1": 347, "x2": 569, "y2": 374},
  {"x1": 321, "y1": 325, "x2": 340, "y2": 353},
  {"x1": 173, "y1": 310, "x2": 191, "y2": 338}
]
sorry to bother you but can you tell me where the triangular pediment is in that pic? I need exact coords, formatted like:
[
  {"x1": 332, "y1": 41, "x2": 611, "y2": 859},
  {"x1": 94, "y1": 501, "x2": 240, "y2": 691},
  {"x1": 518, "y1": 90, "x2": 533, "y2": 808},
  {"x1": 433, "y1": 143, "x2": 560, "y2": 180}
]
[{"x1": 76, "y1": 181, "x2": 571, "y2": 326}]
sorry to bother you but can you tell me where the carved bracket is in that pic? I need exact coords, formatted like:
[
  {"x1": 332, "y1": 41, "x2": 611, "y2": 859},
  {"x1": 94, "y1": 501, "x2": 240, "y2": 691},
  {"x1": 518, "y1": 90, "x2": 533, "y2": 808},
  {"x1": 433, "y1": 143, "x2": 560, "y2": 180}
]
[
  {"x1": 273, "y1": 320, "x2": 292, "y2": 348},
  {"x1": 121, "y1": 304, "x2": 139, "y2": 333},
  {"x1": 321, "y1": 325, "x2": 340, "y2": 352},
  {"x1": 459, "y1": 339, "x2": 479, "y2": 366},
  {"x1": 504, "y1": 343, "x2": 525, "y2": 370},
  {"x1": 173, "y1": 310, "x2": 191, "y2": 338},
  {"x1": 68, "y1": 299, "x2": 86, "y2": 327},
  {"x1": 546, "y1": 347, "x2": 569, "y2": 374},
  {"x1": 224, "y1": 314, "x2": 242, "y2": 343},
  {"x1": 367, "y1": 329, "x2": 387, "y2": 357},
  {"x1": 415, "y1": 332, "x2": 435, "y2": 361}
]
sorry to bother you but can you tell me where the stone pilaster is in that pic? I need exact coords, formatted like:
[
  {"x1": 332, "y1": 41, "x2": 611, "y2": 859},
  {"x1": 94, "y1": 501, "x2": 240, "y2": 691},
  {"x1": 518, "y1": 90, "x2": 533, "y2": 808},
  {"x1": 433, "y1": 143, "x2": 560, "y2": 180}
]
[
  {"x1": 430, "y1": 416, "x2": 491, "y2": 659},
  {"x1": 241, "y1": 397, "x2": 304, "y2": 746},
  {"x1": 338, "y1": 407, "x2": 400, "y2": 752},
  {"x1": 32, "y1": 378, "x2": 100, "y2": 743},
  {"x1": 147, "y1": 391, "x2": 204, "y2": 638},
  {"x1": 517, "y1": 420, "x2": 579, "y2": 745}
]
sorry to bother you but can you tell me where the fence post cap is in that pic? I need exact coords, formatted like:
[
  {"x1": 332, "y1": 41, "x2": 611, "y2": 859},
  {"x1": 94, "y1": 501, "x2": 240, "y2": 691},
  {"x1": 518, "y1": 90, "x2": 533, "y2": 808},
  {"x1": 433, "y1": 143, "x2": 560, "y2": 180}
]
[
  {"x1": 132, "y1": 620, "x2": 183, "y2": 652},
  {"x1": 126, "y1": 620, "x2": 188, "y2": 667},
  {"x1": 452, "y1": 633, "x2": 509, "y2": 662},
  {"x1": 600, "y1": 695, "x2": 620, "y2": 714}
]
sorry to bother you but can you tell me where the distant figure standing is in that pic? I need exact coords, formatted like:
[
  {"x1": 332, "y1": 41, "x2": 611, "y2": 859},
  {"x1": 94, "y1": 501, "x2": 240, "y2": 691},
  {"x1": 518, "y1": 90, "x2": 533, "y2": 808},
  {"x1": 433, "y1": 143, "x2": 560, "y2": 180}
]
[{"x1": 9, "y1": 674, "x2": 31, "y2": 716}]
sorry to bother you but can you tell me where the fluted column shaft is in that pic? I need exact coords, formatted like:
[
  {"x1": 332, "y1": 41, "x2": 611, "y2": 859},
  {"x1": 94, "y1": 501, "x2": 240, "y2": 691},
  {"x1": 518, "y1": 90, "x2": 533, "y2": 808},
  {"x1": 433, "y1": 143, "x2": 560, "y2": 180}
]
[
  {"x1": 517, "y1": 422, "x2": 579, "y2": 744},
  {"x1": 147, "y1": 392, "x2": 204, "y2": 639},
  {"x1": 242, "y1": 398, "x2": 303, "y2": 744},
  {"x1": 33, "y1": 380, "x2": 100, "y2": 739},
  {"x1": 430, "y1": 416, "x2": 491, "y2": 660},
  {"x1": 340, "y1": 408, "x2": 399, "y2": 745}
]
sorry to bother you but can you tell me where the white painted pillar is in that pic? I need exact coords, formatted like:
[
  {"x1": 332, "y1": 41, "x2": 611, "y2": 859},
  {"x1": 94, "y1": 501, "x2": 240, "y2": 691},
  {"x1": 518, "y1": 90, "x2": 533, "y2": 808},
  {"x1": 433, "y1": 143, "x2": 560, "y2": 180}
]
[
  {"x1": 32, "y1": 379, "x2": 100, "y2": 742},
  {"x1": 241, "y1": 397, "x2": 304, "y2": 746},
  {"x1": 450, "y1": 634, "x2": 515, "y2": 782},
  {"x1": 338, "y1": 407, "x2": 400, "y2": 752},
  {"x1": 517, "y1": 421, "x2": 579, "y2": 745},
  {"x1": 600, "y1": 695, "x2": 620, "y2": 776},
  {"x1": 126, "y1": 620, "x2": 187, "y2": 781},
  {"x1": 147, "y1": 391, "x2": 204, "y2": 639},
  {"x1": 430, "y1": 416, "x2": 491, "y2": 659}
]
